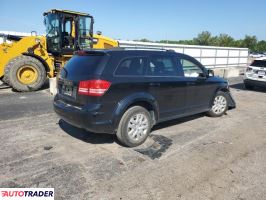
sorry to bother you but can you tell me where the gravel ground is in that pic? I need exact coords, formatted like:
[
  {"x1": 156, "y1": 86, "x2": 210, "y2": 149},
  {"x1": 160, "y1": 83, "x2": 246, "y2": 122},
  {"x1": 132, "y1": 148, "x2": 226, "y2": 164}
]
[{"x1": 0, "y1": 77, "x2": 266, "y2": 200}]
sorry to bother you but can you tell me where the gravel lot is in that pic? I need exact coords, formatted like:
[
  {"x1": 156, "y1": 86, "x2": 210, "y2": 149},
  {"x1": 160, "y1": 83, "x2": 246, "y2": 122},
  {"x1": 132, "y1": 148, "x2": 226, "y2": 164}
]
[{"x1": 0, "y1": 77, "x2": 266, "y2": 200}]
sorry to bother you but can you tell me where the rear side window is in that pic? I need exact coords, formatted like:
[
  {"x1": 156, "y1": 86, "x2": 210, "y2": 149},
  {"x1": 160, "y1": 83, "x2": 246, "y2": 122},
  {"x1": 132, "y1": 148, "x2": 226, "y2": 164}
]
[
  {"x1": 115, "y1": 57, "x2": 146, "y2": 76},
  {"x1": 147, "y1": 56, "x2": 177, "y2": 76},
  {"x1": 61, "y1": 54, "x2": 104, "y2": 79}
]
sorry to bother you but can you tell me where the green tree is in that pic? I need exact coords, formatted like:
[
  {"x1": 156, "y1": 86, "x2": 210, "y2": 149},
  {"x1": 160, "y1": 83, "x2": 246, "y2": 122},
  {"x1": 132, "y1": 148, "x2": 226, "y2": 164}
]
[
  {"x1": 217, "y1": 34, "x2": 235, "y2": 47},
  {"x1": 256, "y1": 40, "x2": 266, "y2": 52},
  {"x1": 242, "y1": 35, "x2": 257, "y2": 51},
  {"x1": 193, "y1": 31, "x2": 214, "y2": 46},
  {"x1": 139, "y1": 38, "x2": 152, "y2": 42},
  {"x1": 133, "y1": 32, "x2": 265, "y2": 52},
  {"x1": 232, "y1": 39, "x2": 244, "y2": 48}
]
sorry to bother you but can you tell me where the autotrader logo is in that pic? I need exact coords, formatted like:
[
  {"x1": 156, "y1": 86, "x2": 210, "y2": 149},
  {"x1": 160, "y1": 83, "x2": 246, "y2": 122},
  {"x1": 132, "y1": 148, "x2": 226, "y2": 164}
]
[{"x1": 0, "y1": 188, "x2": 54, "y2": 200}]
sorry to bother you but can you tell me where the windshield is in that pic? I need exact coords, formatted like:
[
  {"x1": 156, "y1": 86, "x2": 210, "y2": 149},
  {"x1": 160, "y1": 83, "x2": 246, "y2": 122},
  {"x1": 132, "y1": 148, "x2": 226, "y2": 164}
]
[
  {"x1": 78, "y1": 16, "x2": 93, "y2": 49},
  {"x1": 44, "y1": 13, "x2": 60, "y2": 38},
  {"x1": 251, "y1": 60, "x2": 266, "y2": 67}
]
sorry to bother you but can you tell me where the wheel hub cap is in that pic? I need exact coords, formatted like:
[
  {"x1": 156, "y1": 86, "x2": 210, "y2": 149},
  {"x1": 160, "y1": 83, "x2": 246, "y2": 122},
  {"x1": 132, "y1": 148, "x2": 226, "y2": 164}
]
[
  {"x1": 212, "y1": 95, "x2": 227, "y2": 114},
  {"x1": 17, "y1": 65, "x2": 38, "y2": 84},
  {"x1": 127, "y1": 113, "x2": 148, "y2": 141}
]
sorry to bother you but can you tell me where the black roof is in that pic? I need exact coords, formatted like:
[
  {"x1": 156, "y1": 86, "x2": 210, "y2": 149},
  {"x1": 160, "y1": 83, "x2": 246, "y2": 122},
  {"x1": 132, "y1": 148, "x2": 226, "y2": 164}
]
[{"x1": 80, "y1": 48, "x2": 179, "y2": 56}]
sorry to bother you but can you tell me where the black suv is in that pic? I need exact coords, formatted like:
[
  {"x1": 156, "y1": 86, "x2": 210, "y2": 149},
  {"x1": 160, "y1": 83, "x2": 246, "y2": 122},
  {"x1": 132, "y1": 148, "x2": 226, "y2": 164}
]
[{"x1": 54, "y1": 49, "x2": 236, "y2": 147}]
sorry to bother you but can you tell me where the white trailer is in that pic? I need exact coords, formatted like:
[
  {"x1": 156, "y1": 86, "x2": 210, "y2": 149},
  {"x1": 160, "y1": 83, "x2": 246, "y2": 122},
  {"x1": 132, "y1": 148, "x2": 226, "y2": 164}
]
[{"x1": 118, "y1": 40, "x2": 249, "y2": 78}]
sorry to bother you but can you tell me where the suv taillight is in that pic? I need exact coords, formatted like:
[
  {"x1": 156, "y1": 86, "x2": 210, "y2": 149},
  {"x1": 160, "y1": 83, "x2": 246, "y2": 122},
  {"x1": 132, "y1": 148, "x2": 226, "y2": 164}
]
[{"x1": 78, "y1": 80, "x2": 111, "y2": 96}]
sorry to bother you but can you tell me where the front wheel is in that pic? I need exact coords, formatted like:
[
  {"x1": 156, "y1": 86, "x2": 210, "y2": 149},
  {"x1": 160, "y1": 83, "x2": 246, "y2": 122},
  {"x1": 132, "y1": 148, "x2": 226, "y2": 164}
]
[
  {"x1": 116, "y1": 106, "x2": 152, "y2": 147},
  {"x1": 207, "y1": 91, "x2": 228, "y2": 117}
]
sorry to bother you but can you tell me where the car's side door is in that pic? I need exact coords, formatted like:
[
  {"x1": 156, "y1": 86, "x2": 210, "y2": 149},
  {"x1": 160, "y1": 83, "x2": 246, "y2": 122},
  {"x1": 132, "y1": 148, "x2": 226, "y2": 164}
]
[
  {"x1": 146, "y1": 54, "x2": 187, "y2": 121},
  {"x1": 177, "y1": 54, "x2": 215, "y2": 113}
]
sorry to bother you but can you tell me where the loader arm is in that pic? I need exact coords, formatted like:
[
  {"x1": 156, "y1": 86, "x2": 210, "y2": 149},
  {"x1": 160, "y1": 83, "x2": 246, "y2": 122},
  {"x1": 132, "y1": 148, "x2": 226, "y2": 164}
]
[{"x1": 0, "y1": 36, "x2": 55, "y2": 79}]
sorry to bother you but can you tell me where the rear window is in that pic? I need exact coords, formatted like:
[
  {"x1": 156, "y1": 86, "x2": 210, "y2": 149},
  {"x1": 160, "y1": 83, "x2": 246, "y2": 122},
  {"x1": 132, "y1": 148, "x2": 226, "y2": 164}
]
[
  {"x1": 61, "y1": 54, "x2": 105, "y2": 79},
  {"x1": 251, "y1": 60, "x2": 266, "y2": 67}
]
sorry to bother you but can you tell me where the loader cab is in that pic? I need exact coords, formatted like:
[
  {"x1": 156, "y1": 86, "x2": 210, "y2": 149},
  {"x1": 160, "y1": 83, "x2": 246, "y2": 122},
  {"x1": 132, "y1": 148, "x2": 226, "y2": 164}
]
[{"x1": 44, "y1": 9, "x2": 94, "y2": 55}]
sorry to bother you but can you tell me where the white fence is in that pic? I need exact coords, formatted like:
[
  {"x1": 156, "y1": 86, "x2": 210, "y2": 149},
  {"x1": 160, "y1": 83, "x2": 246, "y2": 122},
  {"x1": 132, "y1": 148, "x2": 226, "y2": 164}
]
[
  {"x1": 0, "y1": 31, "x2": 249, "y2": 77},
  {"x1": 118, "y1": 40, "x2": 249, "y2": 69}
]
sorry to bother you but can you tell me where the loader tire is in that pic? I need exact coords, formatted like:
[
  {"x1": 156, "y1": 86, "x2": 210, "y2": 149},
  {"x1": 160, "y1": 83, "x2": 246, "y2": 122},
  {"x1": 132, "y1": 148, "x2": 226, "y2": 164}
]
[
  {"x1": 5, "y1": 55, "x2": 46, "y2": 92},
  {"x1": 4, "y1": 56, "x2": 21, "y2": 86},
  {"x1": 1, "y1": 76, "x2": 8, "y2": 85}
]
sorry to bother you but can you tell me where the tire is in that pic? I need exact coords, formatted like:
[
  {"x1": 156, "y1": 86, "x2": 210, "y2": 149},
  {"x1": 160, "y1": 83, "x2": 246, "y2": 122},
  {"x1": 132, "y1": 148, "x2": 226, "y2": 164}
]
[
  {"x1": 1, "y1": 76, "x2": 8, "y2": 85},
  {"x1": 4, "y1": 56, "x2": 22, "y2": 86},
  {"x1": 116, "y1": 106, "x2": 152, "y2": 147},
  {"x1": 5, "y1": 55, "x2": 46, "y2": 92},
  {"x1": 244, "y1": 83, "x2": 254, "y2": 90},
  {"x1": 207, "y1": 91, "x2": 228, "y2": 117}
]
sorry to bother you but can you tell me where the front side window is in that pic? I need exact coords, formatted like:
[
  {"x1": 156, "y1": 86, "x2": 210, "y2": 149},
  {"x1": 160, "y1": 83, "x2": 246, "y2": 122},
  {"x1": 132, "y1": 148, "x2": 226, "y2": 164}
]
[
  {"x1": 45, "y1": 13, "x2": 60, "y2": 38},
  {"x1": 147, "y1": 56, "x2": 177, "y2": 76},
  {"x1": 44, "y1": 13, "x2": 60, "y2": 52},
  {"x1": 180, "y1": 58, "x2": 204, "y2": 77},
  {"x1": 115, "y1": 57, "x2": 146, "y2": 76}
]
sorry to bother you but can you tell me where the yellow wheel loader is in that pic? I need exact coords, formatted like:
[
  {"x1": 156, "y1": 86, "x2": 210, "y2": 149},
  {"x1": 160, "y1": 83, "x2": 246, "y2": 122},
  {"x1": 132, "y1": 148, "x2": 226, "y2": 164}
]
[{"x1": 0, "y1": 9, "x2": 118, "y2": 92}]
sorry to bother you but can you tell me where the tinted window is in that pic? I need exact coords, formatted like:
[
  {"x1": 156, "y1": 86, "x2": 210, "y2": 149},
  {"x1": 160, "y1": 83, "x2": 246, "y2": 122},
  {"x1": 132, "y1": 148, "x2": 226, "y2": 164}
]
[
  {"x1": 147, "y1": 56, "x2": 177, "y2": 76},
  {"x1": 179, "y1": 58, "x2": 203, "y2": 77},
  {"x1": 251, "y1": 60, "x2": 266, "y2": 67},
  {"x1": 62, "y1": 20, "x2": 71, "y2": 35},
  {"x1": 115, "y1": 57, "x2": 146, "y2": 76},
  {"x1": 61, "y1": 54, "x2": 104, "y2": 79}
]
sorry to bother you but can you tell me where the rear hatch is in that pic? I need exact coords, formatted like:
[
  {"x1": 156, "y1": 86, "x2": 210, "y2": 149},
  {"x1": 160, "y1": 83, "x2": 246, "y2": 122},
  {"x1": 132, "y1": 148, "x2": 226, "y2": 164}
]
[
  {"x1": 247, "y1": 60, "x2": 266, "y2": 80},
  {"x1": 57, "y1": 51, "x2": 109, "y2": 105}
]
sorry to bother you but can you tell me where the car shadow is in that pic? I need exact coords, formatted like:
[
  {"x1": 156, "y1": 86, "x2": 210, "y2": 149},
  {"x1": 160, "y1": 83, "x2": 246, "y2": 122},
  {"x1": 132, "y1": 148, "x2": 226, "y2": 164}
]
[
  {"x1": 58, "y1": 119, "x2": 117, "y2": 144},
  {"x1": 230, "y1": 82, "x2": 266, "y2": 93},
  {"x1": 135, "y1": 114, "x2": 205, "y2": 159},
  {"x1": 58, "y1": 113, "x2": 206, "y2": 147},
  {"x1": 152, "y1": 113, "x2": 205, "y2": 131}
]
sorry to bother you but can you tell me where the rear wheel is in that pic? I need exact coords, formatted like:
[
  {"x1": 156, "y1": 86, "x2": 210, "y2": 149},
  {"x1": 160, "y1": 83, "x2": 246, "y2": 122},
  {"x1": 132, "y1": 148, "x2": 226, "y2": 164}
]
[
  {"x1": 207, "y1": 91, "x2": 228, "y2": 117},
  {"x1": 116, "y1": 106, "x2": 152, "y2": 147},
  {"x1": 5, "y1": 56, "x2": 46, "y2": 92}
]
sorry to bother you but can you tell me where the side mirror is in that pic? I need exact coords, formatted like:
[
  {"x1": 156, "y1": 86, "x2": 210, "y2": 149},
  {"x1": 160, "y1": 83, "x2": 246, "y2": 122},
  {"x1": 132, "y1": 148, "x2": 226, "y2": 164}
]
[{"x1": 207, "y1": 69, "x2": 214, "y2": 77}]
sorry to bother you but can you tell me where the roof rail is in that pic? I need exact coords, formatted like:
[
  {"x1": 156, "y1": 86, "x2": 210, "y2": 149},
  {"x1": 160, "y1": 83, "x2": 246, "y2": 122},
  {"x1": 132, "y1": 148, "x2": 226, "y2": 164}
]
[{"x1": 113, "y1": 46, "x2": 175, "y2": 52}]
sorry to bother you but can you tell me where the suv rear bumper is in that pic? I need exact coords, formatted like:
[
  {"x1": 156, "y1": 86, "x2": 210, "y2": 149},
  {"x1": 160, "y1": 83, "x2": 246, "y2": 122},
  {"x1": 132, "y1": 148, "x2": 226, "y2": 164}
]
[
  {"x1": 53, "y1": 96, "x2": 115, "y2": 134},
  {"x1": 244, "y1": 79, "x2": 266, "y2": 87}
]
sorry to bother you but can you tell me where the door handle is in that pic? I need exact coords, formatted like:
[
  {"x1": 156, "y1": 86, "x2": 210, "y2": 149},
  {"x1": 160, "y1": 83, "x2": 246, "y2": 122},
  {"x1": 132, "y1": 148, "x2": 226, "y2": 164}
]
[{"x1": 149, "y1": 83, "x2": 161, "y2": 86}]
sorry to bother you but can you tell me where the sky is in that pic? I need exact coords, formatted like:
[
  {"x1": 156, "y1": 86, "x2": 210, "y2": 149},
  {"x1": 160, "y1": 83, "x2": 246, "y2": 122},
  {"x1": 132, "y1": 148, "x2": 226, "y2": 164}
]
[{"x1": 1, "y1": 0, "x2": 266, "y2": 41}]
